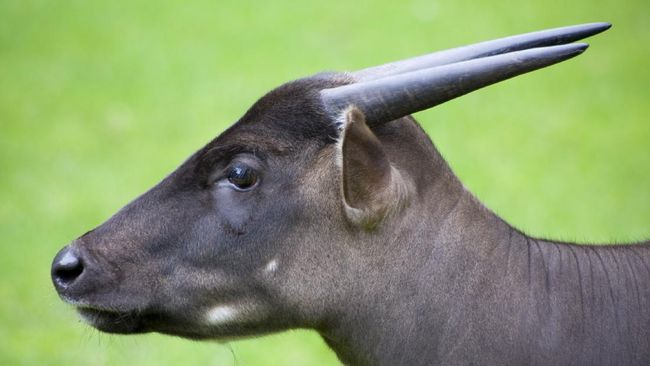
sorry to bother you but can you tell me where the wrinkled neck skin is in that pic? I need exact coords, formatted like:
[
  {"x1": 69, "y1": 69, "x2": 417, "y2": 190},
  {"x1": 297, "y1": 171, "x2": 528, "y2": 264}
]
[{"x1": 318, "y1": 117, "x2": 650, "y2": 366}]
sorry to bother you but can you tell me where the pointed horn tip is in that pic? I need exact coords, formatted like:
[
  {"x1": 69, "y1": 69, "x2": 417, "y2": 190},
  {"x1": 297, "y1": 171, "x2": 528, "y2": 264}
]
[
  {"x1": 586, "y1": 21, "x2": 612, "y2": 34},
  {"x1": 524, "y1": 42, "x2": 590, "y2": 60},
  {"x1": 559, "y1": 22, "x2": 611, "y2": 41},
  {"x1": 597, "y1": 22, "x2": 612, "y2": 30},
  {"x1": 552, "y1": 42, "x2": 589, "y2": 57},
  {"x1": 573, "y1": 42, "x2": 589, "y2": 53}
]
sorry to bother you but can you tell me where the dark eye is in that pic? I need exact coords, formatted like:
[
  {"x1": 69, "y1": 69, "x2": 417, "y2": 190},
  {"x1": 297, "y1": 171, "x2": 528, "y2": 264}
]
[{"x1": 227, "y1": 164, "x2": 258, "y2": 190}]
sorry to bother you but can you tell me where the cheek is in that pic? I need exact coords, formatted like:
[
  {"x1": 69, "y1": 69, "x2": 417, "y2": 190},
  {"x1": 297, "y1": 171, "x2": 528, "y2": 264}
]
[{"x1": 214, "y1": 188, "x2": 257, "y2": 235}]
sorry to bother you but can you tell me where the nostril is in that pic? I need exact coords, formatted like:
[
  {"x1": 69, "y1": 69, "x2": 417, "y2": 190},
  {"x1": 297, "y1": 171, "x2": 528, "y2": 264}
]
[{"x1": 52, "y1": 246, "x2": 84, "y2": 289}]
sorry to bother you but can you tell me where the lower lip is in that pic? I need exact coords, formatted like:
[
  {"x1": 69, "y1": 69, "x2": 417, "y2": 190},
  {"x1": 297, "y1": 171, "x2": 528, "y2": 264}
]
[{"x1": 76, "y1": 307, "x2": 143, "y2": 333}]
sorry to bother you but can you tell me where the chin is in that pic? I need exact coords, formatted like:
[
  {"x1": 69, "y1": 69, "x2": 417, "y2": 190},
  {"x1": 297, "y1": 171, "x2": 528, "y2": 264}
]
[
  {"x1": 76, "y1": 307, "x2": 246, "y2": 341},
  {"x1": 77, "y1": 308, "x2": 146, "y2": 334}
]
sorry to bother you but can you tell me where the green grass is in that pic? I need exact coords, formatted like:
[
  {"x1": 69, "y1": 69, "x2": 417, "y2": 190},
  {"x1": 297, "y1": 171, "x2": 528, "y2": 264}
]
[{"x1": 1, "y1": 0, "x2": 648, "y2": 364}]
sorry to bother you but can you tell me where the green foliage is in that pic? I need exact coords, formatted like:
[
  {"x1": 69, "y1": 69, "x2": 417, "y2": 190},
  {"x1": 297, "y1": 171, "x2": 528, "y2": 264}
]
[{"x1": 1, "y1": 0, "x2": 648, "y2": 364}]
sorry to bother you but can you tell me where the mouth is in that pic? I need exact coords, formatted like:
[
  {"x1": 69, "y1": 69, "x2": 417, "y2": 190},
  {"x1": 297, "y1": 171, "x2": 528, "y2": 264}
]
[
  {"x1": 75, "y1": 306, "x2": 207, "y2": 338},
  {"x1": 77, "y1": 307, "x2": 145, "y2": 334},
  {"x1": 71, "y1": 300, "x2": 264, "y2": 340}
]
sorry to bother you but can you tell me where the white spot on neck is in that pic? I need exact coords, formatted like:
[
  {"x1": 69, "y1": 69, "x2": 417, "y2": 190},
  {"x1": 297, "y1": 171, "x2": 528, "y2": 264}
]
[
  {"x1": 264, "y1": 259, "x2": 279, "y2": 274},
  {"x1": 206, "y1": 305, "x2": 237, "y2": 325}
]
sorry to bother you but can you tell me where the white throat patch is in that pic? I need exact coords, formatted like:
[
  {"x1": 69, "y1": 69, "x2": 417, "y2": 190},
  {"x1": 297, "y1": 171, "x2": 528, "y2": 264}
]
[{"x1": 205, "y1": 305, "x2": 238, "y2": 325}]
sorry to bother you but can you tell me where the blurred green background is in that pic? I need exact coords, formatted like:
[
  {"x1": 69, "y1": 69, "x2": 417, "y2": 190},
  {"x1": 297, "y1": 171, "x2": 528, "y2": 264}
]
[{"x1": 1, "y1": 0, "x2": 648, "y2": 364}]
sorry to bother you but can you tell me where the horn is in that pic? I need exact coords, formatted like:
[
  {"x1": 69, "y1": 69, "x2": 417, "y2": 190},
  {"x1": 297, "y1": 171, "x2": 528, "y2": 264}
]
[
  {"x1": 352, "y1": 22, "x2": 610, "y2": 81},
  {"x1": 321, "y1": 43, "x2": 590, "y2": 127}
]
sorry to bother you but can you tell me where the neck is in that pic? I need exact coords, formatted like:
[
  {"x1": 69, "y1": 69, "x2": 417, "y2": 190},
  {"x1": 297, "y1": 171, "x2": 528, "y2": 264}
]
[
  {"x1": 319, "y1": 183, "x2": 650, "y2": 365},
  {"x1": 319, "y1": 187, "x2": 506, "y2": 365}
]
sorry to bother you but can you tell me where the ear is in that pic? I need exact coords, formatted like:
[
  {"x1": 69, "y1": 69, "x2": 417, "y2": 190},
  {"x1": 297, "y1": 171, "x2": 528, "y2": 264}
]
[{"x1": 338, "y1": 106, "x2": 412, "y2": 229}]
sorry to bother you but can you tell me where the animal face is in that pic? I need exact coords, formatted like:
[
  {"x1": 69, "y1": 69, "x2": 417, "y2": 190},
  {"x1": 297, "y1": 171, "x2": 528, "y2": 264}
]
[{"x1": 50, "y1": 76, "x2": 368, "y2": 338}]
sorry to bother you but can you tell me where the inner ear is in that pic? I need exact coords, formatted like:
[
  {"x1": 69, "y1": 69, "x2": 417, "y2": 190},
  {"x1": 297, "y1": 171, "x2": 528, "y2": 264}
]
[{"x1": 339, "y1": 106, "x2": 411, "y2": 229}]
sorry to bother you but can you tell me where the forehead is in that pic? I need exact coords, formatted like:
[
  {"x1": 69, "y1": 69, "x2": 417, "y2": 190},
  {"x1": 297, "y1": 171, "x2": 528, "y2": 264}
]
[
  {"x1": 227, "y1": 74, "x2": 351, "y2": 145},
  {"x1": 190, "y1": 74, "x2": 352, "y2": 168}
]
